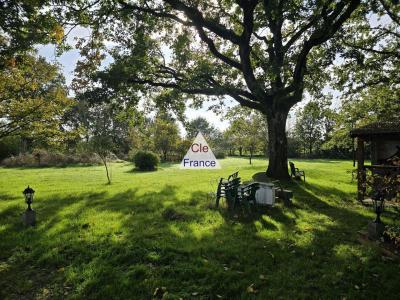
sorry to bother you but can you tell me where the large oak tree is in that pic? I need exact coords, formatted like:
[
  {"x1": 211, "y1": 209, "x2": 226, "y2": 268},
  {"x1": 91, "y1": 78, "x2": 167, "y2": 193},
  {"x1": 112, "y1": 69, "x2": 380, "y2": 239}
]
[{"x1": 69, "y1": 0, "x2": 372, "y2": 178}]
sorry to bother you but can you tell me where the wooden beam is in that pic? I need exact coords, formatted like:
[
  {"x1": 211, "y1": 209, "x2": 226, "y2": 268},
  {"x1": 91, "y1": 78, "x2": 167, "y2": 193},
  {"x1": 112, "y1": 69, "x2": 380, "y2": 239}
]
[{"x1": 357, "y1": 138, "x2": 365, "y2": 202}]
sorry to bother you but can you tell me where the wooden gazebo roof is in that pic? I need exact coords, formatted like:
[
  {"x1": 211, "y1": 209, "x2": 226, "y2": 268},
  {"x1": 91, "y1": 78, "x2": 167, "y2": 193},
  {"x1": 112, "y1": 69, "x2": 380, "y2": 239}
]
[{"x1": 350, "y1": 121, "x2": 400, "y2": 139}]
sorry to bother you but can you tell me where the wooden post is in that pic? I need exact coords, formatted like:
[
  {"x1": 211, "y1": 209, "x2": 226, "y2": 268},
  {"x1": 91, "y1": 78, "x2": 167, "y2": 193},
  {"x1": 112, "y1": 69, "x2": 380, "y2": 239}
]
[{"x1": 357, "y1": 138, "x2": 365, "y2": 202}]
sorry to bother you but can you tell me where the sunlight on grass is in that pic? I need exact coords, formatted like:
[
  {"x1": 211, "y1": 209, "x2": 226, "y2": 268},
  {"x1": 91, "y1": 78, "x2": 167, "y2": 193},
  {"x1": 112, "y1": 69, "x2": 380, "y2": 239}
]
[{"x1": 0, "y1": 157, "x2": 399, "y2": 299}]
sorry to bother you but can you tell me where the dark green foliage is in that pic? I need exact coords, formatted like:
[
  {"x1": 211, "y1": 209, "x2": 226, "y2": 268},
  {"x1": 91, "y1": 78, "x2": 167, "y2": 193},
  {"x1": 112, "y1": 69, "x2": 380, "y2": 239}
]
[
  {"x1": 185, "y1": 117, "x2": 217, "y2": 140},
  {"x1": 384, "y1": 225, "x2": 400, "y2": 250},
  {"x1": 0, "y1": 136, "x2": 20, "y2": 160},
  {"x1": 215, "y1": 151, "x2": 226, "y2": 159},
  {"x1": 133, "y1": 151, "x2": 159, "y2": 171}
]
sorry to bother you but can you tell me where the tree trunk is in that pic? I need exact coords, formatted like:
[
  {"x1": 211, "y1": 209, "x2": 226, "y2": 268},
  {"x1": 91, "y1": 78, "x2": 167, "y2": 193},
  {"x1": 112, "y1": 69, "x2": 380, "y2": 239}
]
[
  {"x1": 266, "y1": 108, "x2": 290, "y2": 179},
  {"x1": 249, "y1": 150, "x2": 252, "y2": 165},
  {"x1": 163, "y1": 151, "x2": 167, "y2": 161},
  {"x1": 101, "y1": 156, "x2": 111, "y2": 184},
  {"x1": 239, "y1": 147, "x2": 243, "y2": 156}
]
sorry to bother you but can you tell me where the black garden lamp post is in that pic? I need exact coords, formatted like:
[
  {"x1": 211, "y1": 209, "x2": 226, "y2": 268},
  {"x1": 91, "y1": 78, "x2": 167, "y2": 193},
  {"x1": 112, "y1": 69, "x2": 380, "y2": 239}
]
[
  {"x1": 23, "y1": 186, "x2": 35, "y2": 211},
  {"x1": 22, "y1": 186, "x2": 36, "y2": 226},
  {"x1": 372, "y1": 192, "x2": 385, "y2": 223},
  {"x1": 368, "y1": 191, "x2": 385, "y2": 240}
]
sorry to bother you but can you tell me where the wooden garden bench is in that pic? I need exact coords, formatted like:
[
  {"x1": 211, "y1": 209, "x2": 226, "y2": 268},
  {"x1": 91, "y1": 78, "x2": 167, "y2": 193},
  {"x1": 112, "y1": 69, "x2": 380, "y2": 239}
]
[
  {"x1": 289, "y1": 162, "x2": 305, "y2": 181},
  {"x1": 272, "y1": 180, "x2": 293, "y2": 206}
]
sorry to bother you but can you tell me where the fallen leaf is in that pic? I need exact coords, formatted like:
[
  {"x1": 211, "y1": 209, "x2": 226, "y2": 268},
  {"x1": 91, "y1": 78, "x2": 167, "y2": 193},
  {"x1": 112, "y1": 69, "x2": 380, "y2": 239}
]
[
  {"x1": 192, "y1": 292, "x2": 199, "y2": 296},
  {"x1": 259, "y1": 274, "x2": 267, "y2": 280},
  {"x1": 354, "y1": 285, "x2": 360, "y2": 290}
]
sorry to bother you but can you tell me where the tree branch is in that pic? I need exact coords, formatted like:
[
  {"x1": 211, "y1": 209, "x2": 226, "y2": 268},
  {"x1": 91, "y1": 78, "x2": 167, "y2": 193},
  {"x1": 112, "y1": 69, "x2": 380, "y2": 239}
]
[
  {"x1": 343, "y1": 41, "x2": 400, "y2": 58},
  {"x1": 125, "y1": 75, "x2": 261, "y2": 110},
  {"x1": 118, "y1": 0, "x2": 193, "y2": 26},
  {"x1": 164, "y1": 0, "x2": 242, "y2": 44},
  {"x1": 291, "y1": 0, "x2": 361, "y2": 101},
  {"x1": 237, "y1": 0, "x2": 266, "y2": 99},
  {"x1": 194, "y1": 25, "x2": 242, "y2": 70}
]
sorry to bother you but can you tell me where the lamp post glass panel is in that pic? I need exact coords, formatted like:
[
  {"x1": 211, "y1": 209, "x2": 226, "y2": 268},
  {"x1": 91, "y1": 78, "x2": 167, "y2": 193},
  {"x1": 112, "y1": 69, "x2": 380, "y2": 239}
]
[
  {"x1": 23, "y1": 186, "x2": 35, "y2": 211},
  {"x1": 372, "y1": 192, "x2": 385, "y2": 223}
]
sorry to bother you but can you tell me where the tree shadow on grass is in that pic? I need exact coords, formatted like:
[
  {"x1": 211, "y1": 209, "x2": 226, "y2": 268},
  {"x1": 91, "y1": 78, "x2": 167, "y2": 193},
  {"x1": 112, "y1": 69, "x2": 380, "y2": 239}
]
[
  {"x1": 0, "y1": 193, "x2": 19, "y2": 201},
  {"x1": 290, "y1": 158, "x2": 349, "y2": 164},
  {"x1": 125, "y1": 168, "x2": 160, "y2": 173},
  {"x1": 0, "y1": 182, "x2": 399, "y2": 299}
]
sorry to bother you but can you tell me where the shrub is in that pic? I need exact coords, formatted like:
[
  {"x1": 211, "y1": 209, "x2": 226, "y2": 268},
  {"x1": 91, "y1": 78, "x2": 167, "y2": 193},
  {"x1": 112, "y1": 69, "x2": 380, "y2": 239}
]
[
  {"x1": 215, "y1": 151, "x2": 226, "y2": 159},
  {"x1": 128, "y1": 149, "x2": 139, "y2": 162},
  {"x1": 1, "y1": 149, "x2": 100, "y2": 167},
  {"x1": 0, "y1": 136, "x2": 20, "y2": 160},
  {"x1": 384, "y1": 224, "x2": 400, "y2": 249},
  {"x1": 2, "y1": 153, "x2": 35, "y2": 167},
  {"x1": 133, "y1": 151, "x2": 159, "y2": 171}
]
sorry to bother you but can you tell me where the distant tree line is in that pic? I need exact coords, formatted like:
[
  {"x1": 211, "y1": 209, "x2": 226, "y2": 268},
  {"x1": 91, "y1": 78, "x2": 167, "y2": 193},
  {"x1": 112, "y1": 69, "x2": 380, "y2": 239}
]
[
  {"x1": 1, "y1": 51, "x2": 398, "y2": 165},
  {"x1": 288, "y1": 86, "x2": 400, "y2": 158}
]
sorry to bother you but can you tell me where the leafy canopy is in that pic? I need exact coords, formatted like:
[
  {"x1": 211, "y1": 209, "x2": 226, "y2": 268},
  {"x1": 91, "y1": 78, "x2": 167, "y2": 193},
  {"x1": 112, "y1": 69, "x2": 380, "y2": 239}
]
[{"x1": 0, "y1": 53, "x2": 74, "y2": 144}]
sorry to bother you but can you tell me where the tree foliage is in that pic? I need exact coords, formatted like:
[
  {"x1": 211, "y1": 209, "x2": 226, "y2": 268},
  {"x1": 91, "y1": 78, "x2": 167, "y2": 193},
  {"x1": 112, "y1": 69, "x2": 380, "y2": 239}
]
[
  {"x1": 153, "y1": 113, "x2": 180, "y2": 161},
  {"x1": 225, "y1": 106, "x2": 267, "y2": 162},
  {"x1": 0, "y1": 54, "x2": 74, "y2": 144},
  {"x1": 325, "y1": 85, "x2": 400, "y2": 155},
  {"x1": 0, "y1": 1, "x2": 65, "y2": 68},
  {"x1": 294, "y1": 101, "x2": 329, "y2": 156},
  {"x1": 185, "y1": 117, "x2": 217, "y2": 140},
  {"x1": 333, "y1": 0, "x2": 400, "y2": 100}
]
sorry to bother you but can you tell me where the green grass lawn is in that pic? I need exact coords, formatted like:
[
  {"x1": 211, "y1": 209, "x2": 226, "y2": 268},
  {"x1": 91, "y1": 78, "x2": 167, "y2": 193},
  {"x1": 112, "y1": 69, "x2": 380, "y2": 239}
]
[{"x1": 0, "y1": 158, "x2": 399, "y2": 299}]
